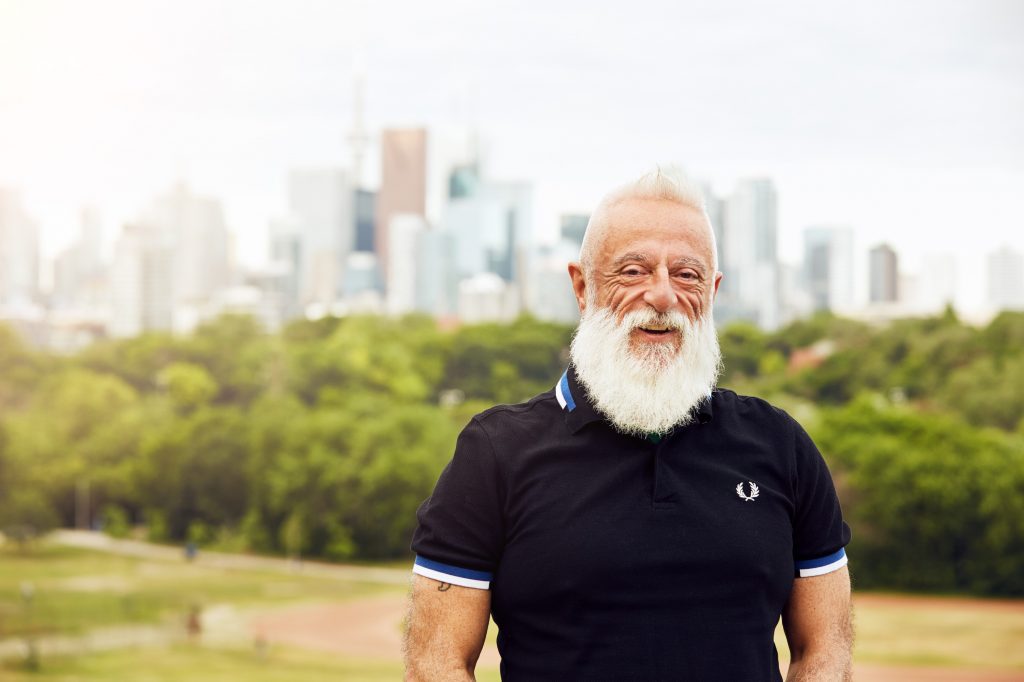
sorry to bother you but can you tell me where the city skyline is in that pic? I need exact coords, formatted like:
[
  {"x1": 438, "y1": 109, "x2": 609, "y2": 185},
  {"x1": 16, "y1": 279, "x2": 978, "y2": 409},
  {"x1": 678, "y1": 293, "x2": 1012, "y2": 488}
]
[
  {"x1": 1, "y1": 0, "x2": 1022, "y2": 314},
  {"x1": 4, "y1": 151, "x2": 1024, "y2": 354}
]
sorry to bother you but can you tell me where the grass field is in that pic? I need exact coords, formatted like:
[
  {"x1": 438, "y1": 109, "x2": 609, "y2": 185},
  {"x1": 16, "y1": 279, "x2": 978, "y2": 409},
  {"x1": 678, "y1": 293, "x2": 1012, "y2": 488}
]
[
  {"x1": 0, "y1": 543, "x2": 399, "y2": 638},
  {"x1": 2, "y1": 535, "x2": 1022, "y2": 680},
  {"x1": 1, "y1": 645, "x2": 411, "y2": 682}
]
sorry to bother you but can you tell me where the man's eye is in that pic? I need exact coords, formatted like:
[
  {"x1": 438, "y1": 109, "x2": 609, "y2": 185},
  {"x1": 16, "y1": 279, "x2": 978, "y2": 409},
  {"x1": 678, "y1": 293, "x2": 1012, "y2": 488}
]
[{"x1": 622, "y1": 268, "x2": 644, "y2": 277}]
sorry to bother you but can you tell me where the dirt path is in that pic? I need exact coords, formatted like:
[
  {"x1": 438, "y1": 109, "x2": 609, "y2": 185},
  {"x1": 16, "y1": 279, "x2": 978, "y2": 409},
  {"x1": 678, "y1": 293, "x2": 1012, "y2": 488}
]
[
  {"x1": 248, "y1": 594, "x2": 503, "y2": 667},
  {"x1": 248, "y1": 593, "x2": 1023, "y2": 680},
  {"x1": 50, "y1": 530, "x2": 408, "y2": 586},
  {"x1": 856, "y1": 592, "x2": 1024, "y2": 614}
]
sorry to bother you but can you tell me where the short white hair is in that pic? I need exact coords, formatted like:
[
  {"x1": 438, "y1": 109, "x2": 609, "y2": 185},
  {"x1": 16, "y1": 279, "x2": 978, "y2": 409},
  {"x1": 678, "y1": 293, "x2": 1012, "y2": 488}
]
[{"x1": 579, "y1": 166, "x2": 718, "y2": 273}]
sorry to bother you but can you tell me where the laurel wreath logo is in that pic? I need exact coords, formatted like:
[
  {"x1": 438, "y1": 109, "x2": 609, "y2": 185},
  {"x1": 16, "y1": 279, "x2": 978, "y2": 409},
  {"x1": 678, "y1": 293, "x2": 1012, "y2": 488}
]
[{"x1": 736, "y1": 481, "x2": 760, "y2": 502}]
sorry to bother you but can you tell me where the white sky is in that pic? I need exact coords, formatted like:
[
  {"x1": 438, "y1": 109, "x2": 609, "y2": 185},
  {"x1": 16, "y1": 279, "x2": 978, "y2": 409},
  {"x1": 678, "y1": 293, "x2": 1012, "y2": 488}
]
[{"x1": 1, "y1": 0, "x2": 1022, "y2": 311}]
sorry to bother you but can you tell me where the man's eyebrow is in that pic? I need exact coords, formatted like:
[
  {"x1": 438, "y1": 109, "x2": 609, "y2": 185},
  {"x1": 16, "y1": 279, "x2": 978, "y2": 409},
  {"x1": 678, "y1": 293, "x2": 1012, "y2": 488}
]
[
  {"x1": 611, "y1": 252, "x2": 653, "y2": 268},
  {"x1": 671, "y1": 257, "x2": 708, "y2": 275}
]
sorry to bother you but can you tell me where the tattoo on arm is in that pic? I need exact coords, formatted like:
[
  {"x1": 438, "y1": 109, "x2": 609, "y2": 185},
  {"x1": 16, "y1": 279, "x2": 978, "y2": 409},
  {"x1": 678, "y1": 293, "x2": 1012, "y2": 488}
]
[{"x1": 437, "y1": 583, "x2": 452, "y2": 592}]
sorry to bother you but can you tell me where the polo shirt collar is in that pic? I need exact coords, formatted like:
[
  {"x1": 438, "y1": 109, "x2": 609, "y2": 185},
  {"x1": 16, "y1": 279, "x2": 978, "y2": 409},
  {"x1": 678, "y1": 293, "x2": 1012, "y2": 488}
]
[
  {"x1": 555, "y1": 365, "x2": 715, "y2": 434},
  {"x1": 557, "y1": 366, "x2": 605, "y2": 434}
]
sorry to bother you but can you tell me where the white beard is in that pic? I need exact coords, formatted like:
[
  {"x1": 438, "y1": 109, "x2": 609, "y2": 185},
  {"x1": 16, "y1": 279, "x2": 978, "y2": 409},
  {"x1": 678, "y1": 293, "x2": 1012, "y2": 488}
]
[{"x1": 569, "y1": 306, "x2": 722, "y2": 436}]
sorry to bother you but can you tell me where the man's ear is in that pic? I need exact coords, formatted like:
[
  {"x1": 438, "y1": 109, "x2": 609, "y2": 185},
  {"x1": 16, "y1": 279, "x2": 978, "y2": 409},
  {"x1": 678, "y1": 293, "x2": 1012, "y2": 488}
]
[
  {"x1": 568, "y1": 262, "x2": 588, "y2": 314},
  {"x1": 712, "y1": 271, "x2": 723, "y2": 300}
]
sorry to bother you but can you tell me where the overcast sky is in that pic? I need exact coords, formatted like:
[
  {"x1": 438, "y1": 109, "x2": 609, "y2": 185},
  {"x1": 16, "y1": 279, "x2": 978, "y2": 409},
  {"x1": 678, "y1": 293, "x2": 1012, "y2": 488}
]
[{"x1": 1, "y1": 0, "x2": 1022, "y2": 310}]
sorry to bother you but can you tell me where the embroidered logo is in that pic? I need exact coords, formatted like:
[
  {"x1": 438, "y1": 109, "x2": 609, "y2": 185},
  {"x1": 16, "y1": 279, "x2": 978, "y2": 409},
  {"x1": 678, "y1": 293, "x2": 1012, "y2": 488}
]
[{"x1": 736, "y1": 481, "x2": 760, "y2": 502}]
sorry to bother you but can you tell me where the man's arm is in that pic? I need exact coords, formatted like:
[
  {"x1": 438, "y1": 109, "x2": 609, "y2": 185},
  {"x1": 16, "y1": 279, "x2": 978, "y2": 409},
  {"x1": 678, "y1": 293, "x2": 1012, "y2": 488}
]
[
  {"x1": 404, "y1": 574, "x2": 491, "y2": 681},
  {"x1": 782, "y1": 565, "x2": 853, "y2": 681}
]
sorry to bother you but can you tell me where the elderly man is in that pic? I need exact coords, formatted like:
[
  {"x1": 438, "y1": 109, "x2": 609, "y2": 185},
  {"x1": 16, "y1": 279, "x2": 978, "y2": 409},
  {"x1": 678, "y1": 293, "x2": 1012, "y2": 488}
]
[{"x1": 405, "y1": 168, "x2": 852, "y2": 681}]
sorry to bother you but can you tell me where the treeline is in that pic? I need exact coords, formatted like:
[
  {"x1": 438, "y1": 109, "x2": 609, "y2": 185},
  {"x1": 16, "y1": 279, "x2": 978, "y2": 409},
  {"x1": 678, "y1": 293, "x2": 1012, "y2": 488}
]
[
  {"x1": 1, "y1": 309, "x2": 1022, "y2": 595},
  {"x1": 0, "y1": 315, "x2": 571, "y2": 561},
  {"x1": 720, "y1": 309, "x2": 1024, "y2": 595}
]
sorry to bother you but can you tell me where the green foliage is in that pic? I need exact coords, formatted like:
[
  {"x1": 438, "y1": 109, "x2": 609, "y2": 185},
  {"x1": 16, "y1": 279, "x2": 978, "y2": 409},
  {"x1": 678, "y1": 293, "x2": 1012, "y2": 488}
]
[
  {"x1": 158, "y1": 362, "x2": 218, "y2": 412},
  {"x1": 143, "y1": 509, "x2": 169, "y2": 542},
  {"x1": 77, "y1": 331, "x2": 185, "y2": 392},
  {"x1": 100, "y1": 505, "x2": 131, "y2": 538},
  {"x1": 813, "y1": 396, "x2": 1024, "y2": 595},
  {"x1": 181, "y1": 314, "x2": 273, "y2": 404},
  {"x1": 135, "y1": 405, "x2": 251, "y2": 537},
  {"x1": 718, "y1": 321, "x2": 766, "y2": 382},
  {"x1": 2, "y1": 310, "x2": 1023, "y2": 597},
  {"x1": 285, "y1": 314, "x2": 444, "y2": 404},
  {"x1": 0, "y1": 488, "x2": 60, "y2": 543},
  {"x1": 444, "y1": 316, "x2": 572, "y2": 403},
  {"x1": 0, "y1": 323, "x2": 49, "y2": 411}
]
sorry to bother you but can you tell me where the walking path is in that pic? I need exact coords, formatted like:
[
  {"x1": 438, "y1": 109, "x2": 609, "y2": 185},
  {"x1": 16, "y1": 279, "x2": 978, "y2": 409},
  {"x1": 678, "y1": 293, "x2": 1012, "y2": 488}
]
[
  {"x1": 49, "y1": 529, "x2": 409, "y2": 586},
  {"x1": 0, "y1": 623, "x2": 183, "y2": 663}
]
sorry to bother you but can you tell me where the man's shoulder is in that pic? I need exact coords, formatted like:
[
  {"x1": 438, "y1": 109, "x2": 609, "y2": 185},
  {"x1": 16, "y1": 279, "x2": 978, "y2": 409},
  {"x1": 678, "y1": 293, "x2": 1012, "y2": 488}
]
[
  {"x1": 471, "y1": 387, "x2": 561, "y2": 430},
  {"x1": 711, "y1": 387, "x2": 796, "y2": 424}
]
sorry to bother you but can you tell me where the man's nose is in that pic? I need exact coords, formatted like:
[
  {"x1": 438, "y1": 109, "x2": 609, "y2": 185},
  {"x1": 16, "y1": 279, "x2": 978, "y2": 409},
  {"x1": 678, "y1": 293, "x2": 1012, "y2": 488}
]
[{"x1": 643, "y1": 268, "x2": 676, "y2": 313}]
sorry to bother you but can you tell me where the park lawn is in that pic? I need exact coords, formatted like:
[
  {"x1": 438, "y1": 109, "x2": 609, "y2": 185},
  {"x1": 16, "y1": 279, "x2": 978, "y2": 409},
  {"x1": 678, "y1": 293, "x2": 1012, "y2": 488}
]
[
  {"x1": 772, "y1": 593, "x2": 1024, "y2": 670},
  {"x1": 0, "y1": 644, "x2": 503, "y2": 682},
  {"x1": 850, "y1": 596, "x2": 1024, "y2": 669},
  {"x1": 0, "y1": 544, "x2": 401, "y2": 638},
  {"x1": 4, "y1": 538, "x2": 1023, "y2": 675},
  {"x1": 1, "y1": 644, "x2": 402, "y2": 682}
]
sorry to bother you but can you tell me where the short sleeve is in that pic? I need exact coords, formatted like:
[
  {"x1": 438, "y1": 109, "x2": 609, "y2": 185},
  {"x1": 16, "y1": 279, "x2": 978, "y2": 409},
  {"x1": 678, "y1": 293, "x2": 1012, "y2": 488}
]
[
  {"x1": 791, "y1": 418, "x2": 852, "y2": 578},
  {"x1": 411, "y1": 418, "x2": 505, "y2": 590}
]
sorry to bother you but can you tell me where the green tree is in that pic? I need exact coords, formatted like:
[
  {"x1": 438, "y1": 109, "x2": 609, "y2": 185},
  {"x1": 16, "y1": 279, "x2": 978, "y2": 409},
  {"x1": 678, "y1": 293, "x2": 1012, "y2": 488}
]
[
  {"x1": 158, "y1": 362, "x2": 218, "y2": 412},
  {"x1": 814, "y1": 396, "x2": 1024, "y2": 595}
]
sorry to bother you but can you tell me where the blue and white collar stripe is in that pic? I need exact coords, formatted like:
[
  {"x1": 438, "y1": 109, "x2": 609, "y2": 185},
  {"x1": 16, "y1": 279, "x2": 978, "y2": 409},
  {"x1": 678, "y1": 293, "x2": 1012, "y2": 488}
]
[{"x1": 556, "y1": 370, "x2": 576, "y2": 412}]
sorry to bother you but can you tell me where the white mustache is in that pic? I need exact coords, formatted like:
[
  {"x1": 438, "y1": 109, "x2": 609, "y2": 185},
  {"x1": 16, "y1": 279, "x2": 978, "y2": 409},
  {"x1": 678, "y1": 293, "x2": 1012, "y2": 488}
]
[{"x1": 621, "y1": 309, "x2": 688, "y2": 331}]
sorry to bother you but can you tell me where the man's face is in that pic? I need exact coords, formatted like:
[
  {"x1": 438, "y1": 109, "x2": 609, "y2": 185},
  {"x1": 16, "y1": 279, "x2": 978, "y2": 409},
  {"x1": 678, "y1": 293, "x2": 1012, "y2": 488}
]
[{"x1": 570, "y1": 197, "x2": 722, "y2": 359}]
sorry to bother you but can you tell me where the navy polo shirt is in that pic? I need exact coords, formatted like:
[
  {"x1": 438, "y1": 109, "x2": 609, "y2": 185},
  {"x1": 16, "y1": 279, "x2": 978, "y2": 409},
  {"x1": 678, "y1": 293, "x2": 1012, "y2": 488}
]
[{"x1": 412, "y1": 366, "x2": 850, "y2": 681}]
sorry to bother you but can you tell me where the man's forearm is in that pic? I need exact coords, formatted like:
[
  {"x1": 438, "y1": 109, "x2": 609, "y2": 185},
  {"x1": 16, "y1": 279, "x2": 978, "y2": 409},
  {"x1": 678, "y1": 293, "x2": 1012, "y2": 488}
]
[
  {"x1": 404, "y1": 657, "x2": 476, "y2": 682},
  {"x1": 785, "y1": 648, "x2": 852, "y2": 681},
  {"x1": 403, "y1": 575, "x2": 490, "y2": 682}
]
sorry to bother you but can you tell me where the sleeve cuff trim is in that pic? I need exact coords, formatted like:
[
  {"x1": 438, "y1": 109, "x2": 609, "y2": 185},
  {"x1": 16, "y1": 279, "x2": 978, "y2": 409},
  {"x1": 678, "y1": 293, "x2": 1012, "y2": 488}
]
[
  {"x1": 796, "y1": 548, "x2": 848, "y2": 577},
  {"x1": 413, "y1": 556, "x2": 492, "y2": 590}
]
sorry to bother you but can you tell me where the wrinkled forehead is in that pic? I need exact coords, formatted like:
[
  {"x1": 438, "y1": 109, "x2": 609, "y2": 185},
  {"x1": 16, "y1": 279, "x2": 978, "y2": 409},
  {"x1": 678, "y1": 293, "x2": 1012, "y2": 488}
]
[{"x1": 590, "y1": 198, "x2": 716, "y2": 268}]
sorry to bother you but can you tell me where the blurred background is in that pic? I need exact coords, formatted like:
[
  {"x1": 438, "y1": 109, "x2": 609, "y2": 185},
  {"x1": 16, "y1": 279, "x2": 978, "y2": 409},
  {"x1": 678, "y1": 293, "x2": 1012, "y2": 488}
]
[{"x1": 1, "y1": 1, "x2": 1022, "y2": 680}]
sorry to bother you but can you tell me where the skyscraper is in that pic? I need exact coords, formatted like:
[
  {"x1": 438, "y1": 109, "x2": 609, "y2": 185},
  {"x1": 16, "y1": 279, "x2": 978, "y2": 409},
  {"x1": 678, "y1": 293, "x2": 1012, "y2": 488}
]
[
  {"x1": 701, "y1": 182, "x2": 724, "y2": 270},
  {"x1": 142, "y1": 183, "x2": 231, "y2": 308},
  {"x1": 560, "y1": 214, "x2": 589, "y2": 252},
  {"x1": 108, "y1": 223, "x2": 174, "y2": 337},
  {"x1": 414, "y1": 228, "x2": 456, "y2": 318},
  {"x1": 53, "y1": 206, "x2": 107, "y2": 312},
  {"x1": 719, "y1": 179, "x2": 780, "y2": 329},
  {"x1": 0, "y1": 188, "x2": 40, "y2": 306},
  {"x1": 386, "y1": 214, "x2": 428, "y2": 315},
  {"x1": 987, "y1": 245, "x2": 1024, "y2": 311},
  {"x1": 268, "y1": 216, "x2": 301, "y2": 319},
  {"x1": 802, "y1": 226, "x2": 854, "y2": 312},
  {"x1": 443, "y1": 181, "x2": 531, "y2": 284},
  {"x1": 354, "y1": 188, "x2": 376, "y2": 253},
  {"x1": 377, "y1": 129, "x2": 427, "y2": 280},
  {"x1": 916, "y1": 252, "x2": 957, "y2": 314},
  {"x1": 288, "y1": 168, "x2": 354, "y2": 308},
  {"x1": 108, "y1": 184, "x2": 232, "y2": 336},
  {"x1": 868, "y1": 243, "x2": 899, "y2": 303},
  {"x1": 527, "y1": 242, "x2": 581, "y2": 324}
]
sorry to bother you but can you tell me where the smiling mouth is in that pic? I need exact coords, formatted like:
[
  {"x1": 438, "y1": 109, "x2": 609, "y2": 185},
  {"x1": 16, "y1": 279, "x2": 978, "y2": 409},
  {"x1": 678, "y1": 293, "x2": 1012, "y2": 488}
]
[{"x1": 637, "y1": 326, "x2": 676, "y2": 336}]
